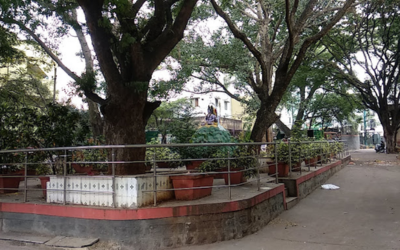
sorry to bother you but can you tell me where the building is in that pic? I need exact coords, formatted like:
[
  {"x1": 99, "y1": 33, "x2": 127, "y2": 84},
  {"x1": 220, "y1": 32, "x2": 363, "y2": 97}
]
[{"x1": 176, "y1": 91, "x2": 245, "y2": 136}]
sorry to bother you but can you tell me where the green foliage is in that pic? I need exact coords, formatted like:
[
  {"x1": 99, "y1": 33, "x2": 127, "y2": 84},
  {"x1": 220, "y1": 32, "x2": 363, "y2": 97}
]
[
  {"x1": 145, "y1": 139, "x2": 182, "y2": 168},
  {"x1": 72, "y1": 137, "x2": 108, "y2": 172},
  {"x1": 191, "y1": 126, "x2": 232, "y2": 144},
  {"x1": 179, "y1": 126, "x2": 233, "y2": 160},
  {"x1": 199, "y1": 144, "x2": 257, "y2": 178},
  {"x1": 0, "y1": 102, "x2": 91, "y2": 173},
  {"x1": 302, "y1": 142, "x2": 318, "y2": 160},
  {"x1": 147, "y1": 99, "x2": 199, "y2": 144}
]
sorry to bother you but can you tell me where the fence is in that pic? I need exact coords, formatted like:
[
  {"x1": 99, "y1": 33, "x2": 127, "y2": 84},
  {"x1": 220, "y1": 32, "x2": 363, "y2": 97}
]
[{"x1": 0, "y1": 140, "x2": 348, "y2": 207}]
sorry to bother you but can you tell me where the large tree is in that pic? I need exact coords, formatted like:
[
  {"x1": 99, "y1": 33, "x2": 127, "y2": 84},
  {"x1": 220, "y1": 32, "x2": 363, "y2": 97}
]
[
  {"x1": 211, "y1": 0, "x2": 356, "y2": 142},
  {"x1": 0, "y1": 0, "x2": 199, "y2": 174},
  {"x1": 280, "y1": 48, "x2": 362, "y2": 134},
  {"x1": 324, "y1": 0, "x2": 400, "y2": 153},
  {"x1": 168, "y1": 0, "x2": 356, "y2": 142}
]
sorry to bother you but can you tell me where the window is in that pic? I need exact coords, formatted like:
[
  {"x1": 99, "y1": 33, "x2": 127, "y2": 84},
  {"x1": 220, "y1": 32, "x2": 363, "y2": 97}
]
[
  {"x1": 224, "y1": 101, "x2": 228, "y2": 111},
  {"x1": 215, "y1": 98, "x2": 219, "y2": 107},
  {"x1": 192, "y1": 98, "x2": 199, "y2": 107}
]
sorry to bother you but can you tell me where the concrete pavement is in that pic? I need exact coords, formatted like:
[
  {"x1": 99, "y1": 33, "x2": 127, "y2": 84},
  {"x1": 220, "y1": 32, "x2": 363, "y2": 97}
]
[
  {"x1": 173, "y1": 150, "x2": 400, "y2": 250},
  {"x1": 1, "y1": 149, "x2": 399, "y2": 250}
]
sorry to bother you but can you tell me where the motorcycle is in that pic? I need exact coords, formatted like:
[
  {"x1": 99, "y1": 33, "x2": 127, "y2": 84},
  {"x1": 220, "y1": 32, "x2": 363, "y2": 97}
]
[{"x1": 375, "y1": 143, "x2": 385, "y2": 153}]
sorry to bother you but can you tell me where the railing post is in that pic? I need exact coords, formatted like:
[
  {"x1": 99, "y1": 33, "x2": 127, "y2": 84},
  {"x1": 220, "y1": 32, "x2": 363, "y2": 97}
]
[
  {"x1": 274, "y1": 141, "x2": 278, "y2": 184},
  {"x1": 256, "y1": 146, "x2": 260, "y2": 192},
  {"x1": 319, "y1": 142, "x2": 323, "y2": 166},
  {"x1": 153, "y1": 147, "x2": 157, "y2": 206},
  {"x1": 299, "y1": 143, "x2": 302, "y2": 174},
  {"x1": 24, "y1": 152, "x2": 28, "y2": 202},
  {"x1": 288, "y1": 139, "x2": 292, "y2": 176},
  {"x1": 228, "y1": 150, "x2": 231, "y2": 200},
  {"x1": 112, "y1": 148, "x2": 116, "y2": 208},
  {"x1": 307, "y1": 142, "x2": 311, "y2": 171},
  {"x1": 63, "y1": 150, "x2": 67, "y2": 205}
]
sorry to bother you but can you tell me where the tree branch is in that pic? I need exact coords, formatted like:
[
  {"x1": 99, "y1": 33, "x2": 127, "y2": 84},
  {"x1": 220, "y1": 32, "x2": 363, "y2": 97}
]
[
  {"x1": 2, "y1": 18, "x2": 80, "y2": 82},
  {"x1": 210, "y1": 0, "x2": 263, "y2": 67}
]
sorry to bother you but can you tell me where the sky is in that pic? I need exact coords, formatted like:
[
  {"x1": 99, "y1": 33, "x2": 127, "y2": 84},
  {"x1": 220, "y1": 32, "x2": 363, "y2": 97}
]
[{"x1": 56, "y1": 36, "x2": 85, "y2": 108}]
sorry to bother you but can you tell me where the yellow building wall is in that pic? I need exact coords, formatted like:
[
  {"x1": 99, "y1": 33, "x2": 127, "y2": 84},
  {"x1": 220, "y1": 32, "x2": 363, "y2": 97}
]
[{"x1": 230, "y1": 99, "x2": 246, "y2": 120}]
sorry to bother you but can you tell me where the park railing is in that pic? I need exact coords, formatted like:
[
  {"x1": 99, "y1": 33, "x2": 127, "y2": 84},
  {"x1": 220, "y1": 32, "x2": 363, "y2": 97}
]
[{"x1": 0, "y1": 140, "x2": 349, "y2": 207}]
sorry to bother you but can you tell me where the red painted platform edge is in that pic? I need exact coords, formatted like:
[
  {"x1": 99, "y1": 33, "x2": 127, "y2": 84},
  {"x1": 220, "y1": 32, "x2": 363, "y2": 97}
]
[
  {"x1": 0, "y1": 184, "x2": 284, "y2": 221},
  {"x1": 296, "y1": 159, "x2": 343, "y2": 185}
]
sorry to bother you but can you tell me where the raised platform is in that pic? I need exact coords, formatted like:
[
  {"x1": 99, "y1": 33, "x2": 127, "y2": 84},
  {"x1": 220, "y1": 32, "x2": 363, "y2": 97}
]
[
  {"x1": 0, "y1": 177, "x2": 284, "y2": 249},
  {"x1": 0, "y1": 156, "x2": 351, "y2": 249},
  {"x1": 279, "y1": 155, "x2": 351, "y2": 199}
]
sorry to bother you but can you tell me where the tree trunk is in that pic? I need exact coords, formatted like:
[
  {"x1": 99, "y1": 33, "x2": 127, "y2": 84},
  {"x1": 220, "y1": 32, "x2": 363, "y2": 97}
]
[
  {"x1": 266, "y1": 126, "x2": 273, "y2": 142},
  {"x1": 103, "y1": 86, "x2": 148, "y2": 175},
  {"x1": 250, "y1": 102, "x2": 279, "y2": 142},
  {"x1": 87, "y1": 99, "x2": 104, "y2": 138},
  {"x1": 383, "y1": 125, "x2": 396, "y2": 154}
]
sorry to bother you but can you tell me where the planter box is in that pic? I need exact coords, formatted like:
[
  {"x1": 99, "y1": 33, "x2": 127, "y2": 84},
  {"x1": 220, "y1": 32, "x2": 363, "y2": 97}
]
[
  {"x1": 222, "y1": 170, "x2": 244, "y2": 185},
  {"x1": 269, "y1": 162, "x2": 289, "y2": 176},
  {"x1": 156, "y1": 162, "x2": 171, "y2": 168},
  {"x1": 186, "y1": 160, "x2": 204, "y2": 170},
  {"x1": 170, "y1": 174, "x2": 214, "y2": 200},
  {"x1": 0, "y1": 174, "x2": 22, "y2": 194},
  {"x1": 71, "y1": 163, "x2": 98, "y2": 175},
  {"x1": 304, "y1": 157, "x2": 318, "y2": 167},
  {"x1": 12, "y1": 169, "x2": 37, "y2": 176},
  {"x1": 278, "y1": 162, "x2": 289, "y2": 177},
  {"x1": 291, "y1": 162, "x2": 302, "y2": 172}
]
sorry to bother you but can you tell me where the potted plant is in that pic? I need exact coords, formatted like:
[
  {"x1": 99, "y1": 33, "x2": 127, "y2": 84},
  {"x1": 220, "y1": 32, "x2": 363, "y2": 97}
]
[
  {"x1": 145, "y1": 139, "x2": 182, "y2": 169},
  {"x1": 0, "y1": 152, "x2": 34, "y2": 194},
  {"x1": 0, "y1": 174, "x2": 22, "y2": 193},
  {"x1": 304, "y1": 143, "x2": 318, "y2": 167},
  {"x1": 36, "y1": 164, "x2": 52, "y2": 197},
  {"x1": 71, "y1": 147, "x2": 108, "y2": 175},
  {"x1": 290, "y1": 141, "x2": 303, "y2": 172},
  {"x1": 228, "y1": 145, "x2": 257, "y2": 184},
  {"x1": 270, "y1": 141, "x2": 290, "y2": 177},
  {"x1": 199, "y1": 143, "x2": 257, "y2": 185},
  {"x1": 180, "y1": 126, "x2": 232, "y2": 170},
  {"x1": 334, "y1": 141, "x2": 344, "y2": 156},
  {"x1": 315, "y1": 141, "x2": 330, "y2": 164}
]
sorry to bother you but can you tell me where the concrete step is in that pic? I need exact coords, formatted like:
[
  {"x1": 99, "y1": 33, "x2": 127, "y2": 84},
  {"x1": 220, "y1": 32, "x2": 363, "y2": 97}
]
[
  {"x1": 285, "y1": 196, "x2": 299, "y2": 210},
  {"x1": 0, "y1": 232, "x2": 99, "y2": 248}
]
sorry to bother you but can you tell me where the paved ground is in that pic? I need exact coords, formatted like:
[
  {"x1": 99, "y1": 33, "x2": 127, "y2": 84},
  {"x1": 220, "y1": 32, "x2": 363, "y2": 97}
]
[
  {"x1": 173, "y1": 150, "x2": 400, "y2": 250},
  {"x1": 1, "y1": 149, "x2": 399, "y2": 250}
]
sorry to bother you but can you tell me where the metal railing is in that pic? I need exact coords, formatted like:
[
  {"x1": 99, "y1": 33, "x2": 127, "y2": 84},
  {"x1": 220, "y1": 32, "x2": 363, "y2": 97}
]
[{"x1": 0, "y1": 140, "x2": 349, "y2": 207}]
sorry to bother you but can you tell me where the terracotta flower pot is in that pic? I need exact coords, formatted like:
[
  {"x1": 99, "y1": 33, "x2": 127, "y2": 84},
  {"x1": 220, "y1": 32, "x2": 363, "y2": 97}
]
[
  {"x1": 170, "y1": 174, "x2": 213, "y2": 200},
  {"x1": 156, "y1": 162, "x2": 170, "y2": 168},
  {"x1": 277, "y1": 162, "x2": 289, "y2": 177},
  {"x1": 39, "y1": 176, "x2": 50, "y2": 197},
  {"x1": 291, "y1": 162, "x2": 302, "y2": 172},
  {"x1": 0, "y1": 174, "x2": 22, "y2": 194},
  {"x1": 185, "y1": 160, "x2": 204, "y2": 170},
  {"x1": 71, "y1": 163, "x2": 98, "y2": 175},
  {"x1": 222, "y1": 170, "x2": 244, "y2": 185},
  {"x1": 13, "y1": 169, "x2": 37, "y2": 176},
  {"x1": 304, "y1": 157, "x2": 318, "y2": 167},
  {"x1": 269, "y1": 162, "x2": 276, "y2": 175}
]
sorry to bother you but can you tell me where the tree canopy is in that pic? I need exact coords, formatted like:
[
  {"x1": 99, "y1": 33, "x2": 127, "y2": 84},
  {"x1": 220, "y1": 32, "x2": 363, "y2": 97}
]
[
  {"x1": 166, "y1": 0, "x2": 356, "y2": 142},
  {"x1": 0, "y1": 0, "x2": 200, "y2": 174},
  {"x1": 323, "y1": 0, "x2": 400, "y2": 152}
]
